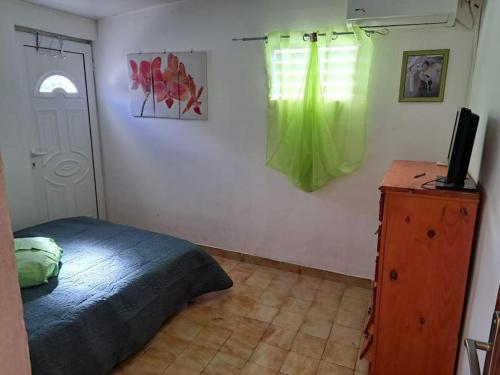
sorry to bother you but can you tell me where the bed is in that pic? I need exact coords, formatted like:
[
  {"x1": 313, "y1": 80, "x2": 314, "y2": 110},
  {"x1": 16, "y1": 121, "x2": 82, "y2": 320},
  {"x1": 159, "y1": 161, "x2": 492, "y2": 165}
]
[{"x1": 15, "y1": 217, "x2": 233, "y2": 375}]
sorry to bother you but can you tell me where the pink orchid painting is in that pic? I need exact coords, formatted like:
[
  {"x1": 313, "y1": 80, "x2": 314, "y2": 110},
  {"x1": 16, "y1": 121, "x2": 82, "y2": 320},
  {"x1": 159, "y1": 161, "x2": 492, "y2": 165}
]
[{"x1": 127, "y1": 52, "x2": 207, "y2": 120}]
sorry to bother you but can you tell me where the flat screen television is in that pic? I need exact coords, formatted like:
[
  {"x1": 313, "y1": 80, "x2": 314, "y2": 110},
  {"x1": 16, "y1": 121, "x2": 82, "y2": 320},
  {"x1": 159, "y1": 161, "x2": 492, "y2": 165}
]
[{"x1": 436, "y1": 107, "x2": 479, "y2": 191}]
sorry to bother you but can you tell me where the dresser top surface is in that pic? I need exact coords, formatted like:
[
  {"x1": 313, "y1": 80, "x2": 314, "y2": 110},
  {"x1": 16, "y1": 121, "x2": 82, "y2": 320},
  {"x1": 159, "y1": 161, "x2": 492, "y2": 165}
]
[{"x1": 380, "y1": 160, "x2": 480, "y2": 200}]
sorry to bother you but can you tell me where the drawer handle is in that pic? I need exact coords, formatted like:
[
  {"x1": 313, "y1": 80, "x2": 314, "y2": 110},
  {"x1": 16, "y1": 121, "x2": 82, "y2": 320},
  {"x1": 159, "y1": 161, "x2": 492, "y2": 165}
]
[{"x1": 390, "y1": 269, "x2": 398, "y2": 281}]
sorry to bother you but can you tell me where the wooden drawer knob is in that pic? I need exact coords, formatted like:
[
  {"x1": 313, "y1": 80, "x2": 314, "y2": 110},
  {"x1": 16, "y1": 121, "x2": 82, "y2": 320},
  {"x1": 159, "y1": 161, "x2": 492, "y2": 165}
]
[{"x1": 390, "y1": 269, "x2": 398, "y2": 281}]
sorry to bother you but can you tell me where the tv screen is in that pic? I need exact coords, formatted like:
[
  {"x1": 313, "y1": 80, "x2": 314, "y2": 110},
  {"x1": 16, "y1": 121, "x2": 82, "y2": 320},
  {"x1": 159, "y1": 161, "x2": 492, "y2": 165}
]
[{"x1": 439, "y1": 107, "x2": 479, "y2": 190}]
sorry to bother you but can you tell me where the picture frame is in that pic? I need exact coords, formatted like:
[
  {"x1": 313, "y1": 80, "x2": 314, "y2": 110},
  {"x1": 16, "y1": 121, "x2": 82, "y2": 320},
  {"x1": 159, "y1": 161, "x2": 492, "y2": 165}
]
[
  {"x1": 399, "y1": 49, "x2": 449, "y2": 103},
  {"x1": 127, "y1": 51, "x2": 207, "y2": 119}
]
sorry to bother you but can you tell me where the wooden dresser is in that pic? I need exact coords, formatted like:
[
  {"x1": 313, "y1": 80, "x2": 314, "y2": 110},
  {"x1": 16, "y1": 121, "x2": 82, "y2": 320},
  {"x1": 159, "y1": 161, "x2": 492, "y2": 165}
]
[{"x1": 362, "y1": 160, "x2": 480, "y2": 375}]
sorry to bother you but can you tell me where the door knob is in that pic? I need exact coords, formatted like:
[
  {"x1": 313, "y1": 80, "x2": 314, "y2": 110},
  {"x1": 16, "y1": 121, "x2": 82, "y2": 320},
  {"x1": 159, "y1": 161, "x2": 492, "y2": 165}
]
[{"x1": 30, "y1": 149, "x2": 48, "y2": 158}]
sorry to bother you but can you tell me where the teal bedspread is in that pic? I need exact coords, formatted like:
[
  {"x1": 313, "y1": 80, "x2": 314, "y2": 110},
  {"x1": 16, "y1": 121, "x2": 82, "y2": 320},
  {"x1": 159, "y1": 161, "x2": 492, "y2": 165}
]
[{"x1": 16, "y1": 217, "x2": 232, "y2": 375}]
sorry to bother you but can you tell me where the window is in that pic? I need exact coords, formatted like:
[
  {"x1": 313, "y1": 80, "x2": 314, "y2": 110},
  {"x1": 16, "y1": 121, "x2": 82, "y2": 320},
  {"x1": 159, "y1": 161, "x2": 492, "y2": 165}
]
[
  {"x1": 37, "y1": 74, "x2": 78, "y2": 96},
  {"x1": 270, "y1": 46, "x2": 358, "y2": 101}
]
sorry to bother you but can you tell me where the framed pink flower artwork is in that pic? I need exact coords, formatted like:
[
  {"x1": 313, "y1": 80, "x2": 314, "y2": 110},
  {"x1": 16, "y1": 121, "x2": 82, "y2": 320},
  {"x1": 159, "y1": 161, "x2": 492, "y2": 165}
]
[{"x1": 127, "y1": 51, "x2": 207, "y2": 120}]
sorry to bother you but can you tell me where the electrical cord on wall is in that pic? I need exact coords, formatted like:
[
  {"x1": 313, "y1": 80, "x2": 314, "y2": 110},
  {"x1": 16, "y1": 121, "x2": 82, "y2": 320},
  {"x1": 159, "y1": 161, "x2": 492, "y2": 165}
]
[{"x1": 463, "y1": 0, "x2": 484, "y2": 106}]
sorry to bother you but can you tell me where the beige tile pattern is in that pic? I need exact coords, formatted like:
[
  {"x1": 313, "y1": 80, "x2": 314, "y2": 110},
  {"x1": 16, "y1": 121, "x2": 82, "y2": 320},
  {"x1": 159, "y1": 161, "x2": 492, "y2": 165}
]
[{"x1": 113, "y1": 256, "x2": 372, "y2": 374}]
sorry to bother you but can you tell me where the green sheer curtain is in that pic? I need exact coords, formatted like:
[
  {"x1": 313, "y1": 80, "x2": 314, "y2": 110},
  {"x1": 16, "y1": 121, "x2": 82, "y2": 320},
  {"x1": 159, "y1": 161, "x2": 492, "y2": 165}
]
[{"x1": 265, "y1": 28, "x2": 372, "y2": 192}]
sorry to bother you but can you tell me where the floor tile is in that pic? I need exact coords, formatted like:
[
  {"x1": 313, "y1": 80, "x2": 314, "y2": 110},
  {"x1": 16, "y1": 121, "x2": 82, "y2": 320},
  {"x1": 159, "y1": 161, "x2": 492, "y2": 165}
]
[
  {"x1": 245, "y1": 273, "x2": 272, "y2": 289},
  {"x1": 247, "y1": 304, "x2": 279, "y2": 323},
  {"x1": 229, "y1": 330, "x2": 265, "y2": 348},
  {"x1": 272, "y1": 310, "x2": 304, "y2": 331},
  {"x1": 340, "y1": 296, "x2": 370, "y2": 315},
  {"x1": 314, "y1": 290, "x2": 343, "y2": 309},
  {"x1": 194, "y1": 326, "x2": 232, "y2": 350},
  {"x1": 163, "y1": 362, "x2": 201, "y2": 375},
  {"x1": 112, "y1": 258, "x2": 370, "y2": 375},
  {"x1": 175, "y1": 344, "x2": 218, "y2": 371},
  {"x1": 335, "y1": 309, "x2": 366, "y2": 330},
  {"x1": 273, "y1": 270, "x2": 299, "y2": 284},
  {"x1": 232, "y1": 316, "x2": 269, "y2": 339},
  {"x1": 306, "y1": 302, "x2": 338, "y2": 323},
  {"x1": 234, "y1": 262, "x2": 258, "y2": 273},
  {"x1": 208, "y1": 351, "x2": 246, "y2": 372},
  {"x1": 202, "y1": 362, "x2": 238, "y2": 375},
  {"x1": 227, "y1": 268, "x2": 252, "y2": 282},
  {"x1": 261, "y1": 325, "x2": 298, "y2": 350},
  {"x1": 299, "y1": 319, "x2": 332, "y2": 340},
  {"x1": 322, "y1": 341, "x2": 358, "y2": 369},
  {"x1": 162, "y1": 317, "x2": 204, "y2": 341},
  {"x1": 317, "y1": 361, "x2": 354, "y2": 375},
  {"x1": 280, "y1": 351, "x2": 319, "y2": 375},
  {"x1": 343, "y1": 287, "x2": 372, "y2": 302},
  {"x1": 240, "y1": 362, "x2": 278, "y2": 375},
  {"x1": 260, "y1": 290, "x2": 288, "y2": 308},
  {"x1": 330, "y1": 325, "x2": 362, "y2": 348},
  {"x1": 121, "y1": 351, "x2": 172, "y2": 375},
  {"x1": 254, "y1": 267, "x2": 277, "y2": 278},
  {"x1": 183, "y1": 305, "x2": 226, "y2": 326},
  {"x1": 319, "y1": 280, "x2": 346, "y2": 294},
  {"x1": 267, "y1": 280, "x2": 292, "y2": 295},
  {"x1": 233, "y1": 285, "x2": 265, "y2": 302},
  {"x1": 216, "y1": 258, "x2": 240, "y2": 272},
  {"x1": 193, "y1": 293, "x2": 226, "y2": 310},
  {"x1": 249, "y1": 342, "x2": 288, "y2": 371},
  {"x1": 220, "y1": 335, "x2": 255, "y2": 360},
  {"x1": 295, "y1": 275, "x2": 322, "y2": 290},
  {"x1": 290, "y1": 332, "x2": 326, "y2": 359},
  {"x1": 221, "y1": 296, "x2": 255, "y2": 317},
  {"x1": 146, "y1": 332, "x2": 190, "y2": 357},
  {"x1": 289, "y1": 285, "x2": 316, "y2": 302},
  {"x1": 281, "y1": 297, "x2": 312, "y2": 314}
]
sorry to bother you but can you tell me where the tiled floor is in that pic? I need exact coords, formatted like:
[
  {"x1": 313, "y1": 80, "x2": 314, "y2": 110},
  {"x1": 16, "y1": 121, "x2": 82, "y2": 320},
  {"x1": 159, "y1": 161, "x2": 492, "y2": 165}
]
[{"x1": 112, "y1": 256, "x2": 372, "y2": 375}]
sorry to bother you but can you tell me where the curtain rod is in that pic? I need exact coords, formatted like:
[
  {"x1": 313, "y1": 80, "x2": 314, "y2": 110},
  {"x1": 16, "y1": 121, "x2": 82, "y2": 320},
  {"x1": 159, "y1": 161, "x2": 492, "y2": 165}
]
[
  {"x1": 15, "y1": 25, "x2": 91, "y2": 45},
  {"x1": 232, "y1": 28, "x2": 389, "y2": 42}
]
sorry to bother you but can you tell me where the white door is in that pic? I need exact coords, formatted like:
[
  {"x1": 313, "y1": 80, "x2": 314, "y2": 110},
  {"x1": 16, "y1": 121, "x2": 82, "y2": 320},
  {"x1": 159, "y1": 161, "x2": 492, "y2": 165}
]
[{"x1": 19, "y1": 33, "x2": 98, "y2": 222}]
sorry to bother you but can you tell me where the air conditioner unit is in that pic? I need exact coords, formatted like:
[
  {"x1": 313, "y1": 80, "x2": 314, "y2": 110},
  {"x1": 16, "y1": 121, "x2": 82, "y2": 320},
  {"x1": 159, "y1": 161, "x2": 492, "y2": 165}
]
[{"x1": 347, "y1": 0, "x2": 459, "y2": 28}]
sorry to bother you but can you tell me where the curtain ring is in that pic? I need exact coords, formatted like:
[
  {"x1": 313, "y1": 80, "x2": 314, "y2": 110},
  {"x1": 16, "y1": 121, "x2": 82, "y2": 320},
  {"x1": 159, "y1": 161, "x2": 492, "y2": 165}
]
[
  {"x1": 303, "y1": 33, "x2": 310, "y2": 42},
  {"x1": 331, "y1": 32, "x2": 339, "y2": 40}
]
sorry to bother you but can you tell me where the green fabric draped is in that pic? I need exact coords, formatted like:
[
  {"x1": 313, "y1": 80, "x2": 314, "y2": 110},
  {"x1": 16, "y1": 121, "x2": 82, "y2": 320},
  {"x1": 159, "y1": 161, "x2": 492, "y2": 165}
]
[{"x1": 265, "y1": 27, "x2": 372, "y2": 192}]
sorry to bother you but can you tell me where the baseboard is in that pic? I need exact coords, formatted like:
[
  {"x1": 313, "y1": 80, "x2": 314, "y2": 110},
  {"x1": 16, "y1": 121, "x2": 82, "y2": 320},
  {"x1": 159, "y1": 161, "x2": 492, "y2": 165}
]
[{"x1": 199, "y1": 244, "x2": 373, "y2": 289}]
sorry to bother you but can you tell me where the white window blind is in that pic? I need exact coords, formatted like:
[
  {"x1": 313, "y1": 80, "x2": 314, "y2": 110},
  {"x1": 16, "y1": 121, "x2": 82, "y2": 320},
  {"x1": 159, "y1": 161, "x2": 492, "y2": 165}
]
[{"x1": 270, "y1": 46, "x2": 358, "y2": 101}]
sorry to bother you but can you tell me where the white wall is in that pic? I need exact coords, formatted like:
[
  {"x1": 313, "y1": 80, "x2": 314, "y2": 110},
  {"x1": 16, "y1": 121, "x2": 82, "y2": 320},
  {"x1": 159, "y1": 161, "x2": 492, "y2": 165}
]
[
  {"x1": 95, "y1": 0, "x2": 475, "y2": 278},
  {"x1": 0, "y1": 0, "x2": 96, "y2": 230},
  {"x1": 458, "y1": 0, "x2": 500, "y2": 372}
]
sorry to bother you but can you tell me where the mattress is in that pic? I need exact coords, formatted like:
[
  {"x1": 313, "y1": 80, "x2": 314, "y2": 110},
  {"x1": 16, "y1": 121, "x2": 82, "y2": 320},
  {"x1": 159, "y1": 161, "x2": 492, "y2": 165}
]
[{"x1": 16, "y1": 217, "x2": 232, "y2": 375}]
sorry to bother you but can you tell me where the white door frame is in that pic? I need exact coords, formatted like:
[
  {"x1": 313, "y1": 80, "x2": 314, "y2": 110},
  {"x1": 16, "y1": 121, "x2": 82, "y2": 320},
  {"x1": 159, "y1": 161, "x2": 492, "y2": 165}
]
[{"x1": 15, "y1": 28, "x2": 106, "y2": 220}]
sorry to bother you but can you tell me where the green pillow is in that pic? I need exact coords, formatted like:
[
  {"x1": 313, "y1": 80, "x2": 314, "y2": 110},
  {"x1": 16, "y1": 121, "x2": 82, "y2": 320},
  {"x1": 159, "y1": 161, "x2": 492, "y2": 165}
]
[{"x1": 14, "y1": 237, "x2": 63, "y2": 288}]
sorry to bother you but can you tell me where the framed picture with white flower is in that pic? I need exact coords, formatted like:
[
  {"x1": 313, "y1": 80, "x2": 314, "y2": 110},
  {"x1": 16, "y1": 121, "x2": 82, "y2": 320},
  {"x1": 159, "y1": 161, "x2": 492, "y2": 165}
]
[
  {"x1": 127, "y1": 51, "x2": 207, "y2": 119},
  {"x1": 399, "y1": 49, "x2": 449, "y2": 103}
]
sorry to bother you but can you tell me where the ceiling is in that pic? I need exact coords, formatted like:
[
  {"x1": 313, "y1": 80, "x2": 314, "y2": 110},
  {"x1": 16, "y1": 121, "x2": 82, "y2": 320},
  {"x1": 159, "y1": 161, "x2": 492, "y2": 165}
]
[{"x1": 23, "y1": 0, "x2": 181, "y2": 19}]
